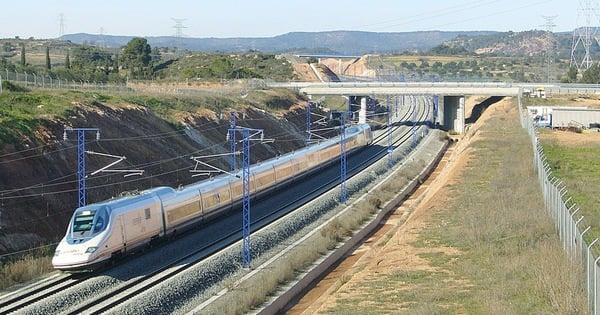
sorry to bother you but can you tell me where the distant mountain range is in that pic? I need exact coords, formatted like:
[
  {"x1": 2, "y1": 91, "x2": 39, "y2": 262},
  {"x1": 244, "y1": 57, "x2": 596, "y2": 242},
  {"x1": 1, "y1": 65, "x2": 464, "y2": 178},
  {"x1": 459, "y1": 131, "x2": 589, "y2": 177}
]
[{"x1": 60, "y1": 30, "x2": 497, "y2": 55}]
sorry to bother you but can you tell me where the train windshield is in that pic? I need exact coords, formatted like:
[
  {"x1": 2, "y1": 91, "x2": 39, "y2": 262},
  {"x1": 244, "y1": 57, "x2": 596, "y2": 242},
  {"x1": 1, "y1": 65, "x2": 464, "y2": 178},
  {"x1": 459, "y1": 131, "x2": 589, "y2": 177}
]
[{"x1": 70, "y1": 208, "x2": 108, "y2": 238}]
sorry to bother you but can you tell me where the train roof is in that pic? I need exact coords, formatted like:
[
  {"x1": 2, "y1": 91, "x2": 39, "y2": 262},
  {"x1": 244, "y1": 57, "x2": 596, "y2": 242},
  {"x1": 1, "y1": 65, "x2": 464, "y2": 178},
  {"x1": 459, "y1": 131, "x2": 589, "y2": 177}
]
[
  {"x1": 180, "y1": 123, "x2": 370, "y2": 191},
  {"x1": 74, "y1": 186, "x2": 174, "y2": 214}
]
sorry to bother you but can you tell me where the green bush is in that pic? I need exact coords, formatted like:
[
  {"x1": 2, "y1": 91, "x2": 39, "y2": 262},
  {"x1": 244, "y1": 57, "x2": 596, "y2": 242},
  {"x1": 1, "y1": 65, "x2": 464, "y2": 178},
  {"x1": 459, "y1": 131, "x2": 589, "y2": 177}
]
[{"x1": 2, "y1": 80, "x2": 30, "y2": 92}]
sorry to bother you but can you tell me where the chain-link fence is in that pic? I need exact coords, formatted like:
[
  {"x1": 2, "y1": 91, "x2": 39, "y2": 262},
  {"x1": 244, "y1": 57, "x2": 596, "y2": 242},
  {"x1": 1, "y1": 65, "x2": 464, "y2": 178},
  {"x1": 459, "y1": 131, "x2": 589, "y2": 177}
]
[
  {"x1": 520, "y1": 94, "x2": 600, "y2": 314},
  {"x1": 0, "y1": 70, "x2": 267, "y2": 96},
  {"x1": 0, "y1": 69, "x2": 133, "y2": 93}
]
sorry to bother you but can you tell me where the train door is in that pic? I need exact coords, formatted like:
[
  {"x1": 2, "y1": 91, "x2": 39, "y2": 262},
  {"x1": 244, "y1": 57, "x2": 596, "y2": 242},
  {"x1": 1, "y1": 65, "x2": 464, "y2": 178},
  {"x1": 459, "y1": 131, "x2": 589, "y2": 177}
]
[
  {"x1": 118, "y1": 215, "x2": 126, "y2": 249},
  {"x1": 112, "y1": 214, "x2": 127, "y2": 256}
]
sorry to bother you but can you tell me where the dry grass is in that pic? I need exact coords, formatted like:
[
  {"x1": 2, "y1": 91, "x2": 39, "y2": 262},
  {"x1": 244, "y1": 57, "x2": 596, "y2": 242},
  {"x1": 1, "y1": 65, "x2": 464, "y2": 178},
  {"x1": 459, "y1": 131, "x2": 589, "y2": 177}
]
[
  {"x1": 205, "y1": 231, "x2": 332, "y2": 314},
  {"x1": 0, "y1": 248, "x2": 54, "y2": 290},
  {"x1": 323, "y1": 99, "x2": 586, "y2": 314}
]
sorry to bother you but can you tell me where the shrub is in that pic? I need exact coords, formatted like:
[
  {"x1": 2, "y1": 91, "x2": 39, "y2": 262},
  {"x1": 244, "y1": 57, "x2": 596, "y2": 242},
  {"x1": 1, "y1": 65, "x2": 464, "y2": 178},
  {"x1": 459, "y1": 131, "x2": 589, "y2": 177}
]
[{"x1": 2, "y1": 80, "x2": 30, "y2": 92}]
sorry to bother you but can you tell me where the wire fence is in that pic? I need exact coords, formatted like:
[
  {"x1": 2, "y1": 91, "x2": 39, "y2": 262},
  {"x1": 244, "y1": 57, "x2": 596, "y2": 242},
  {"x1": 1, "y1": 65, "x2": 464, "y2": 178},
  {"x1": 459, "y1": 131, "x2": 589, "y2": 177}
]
[
  {"x1": 0, "y1": 69, "x2": 267, "y2": 96},
  {"x1": 519, "y1": 94, "x2": 600, "y2": 314},
  {"x1": 4, "y1": 67, "x2": 600, "y2": 97},
  {"x1": 0, "y1": 69, "x2": 132, "y2": 93}
]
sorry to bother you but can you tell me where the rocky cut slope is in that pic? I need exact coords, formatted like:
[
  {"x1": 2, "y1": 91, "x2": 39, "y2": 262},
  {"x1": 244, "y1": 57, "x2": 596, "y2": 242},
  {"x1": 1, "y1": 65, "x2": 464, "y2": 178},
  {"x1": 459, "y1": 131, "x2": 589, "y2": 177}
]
[{"x1": 0, "y1": 88, "x2": 325, "y2": 255}]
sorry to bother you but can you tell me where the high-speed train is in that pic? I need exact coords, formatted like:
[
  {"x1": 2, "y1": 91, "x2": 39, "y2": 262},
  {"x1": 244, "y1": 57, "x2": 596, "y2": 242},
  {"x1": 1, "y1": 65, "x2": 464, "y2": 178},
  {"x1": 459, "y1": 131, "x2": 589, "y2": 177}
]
[{"x1": 52, "y1": 123, "x2": 373, "y2": 271}]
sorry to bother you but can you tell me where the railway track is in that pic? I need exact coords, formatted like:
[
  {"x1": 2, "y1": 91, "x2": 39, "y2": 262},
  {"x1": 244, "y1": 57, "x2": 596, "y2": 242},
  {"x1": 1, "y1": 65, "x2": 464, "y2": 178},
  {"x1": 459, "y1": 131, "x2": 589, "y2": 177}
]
[
  {"x1": 0, "y1": 273, "x2": 89, "y2": 314},
  {"x1": 0, "y1": 96, "x2": 432, "y2": 314}
]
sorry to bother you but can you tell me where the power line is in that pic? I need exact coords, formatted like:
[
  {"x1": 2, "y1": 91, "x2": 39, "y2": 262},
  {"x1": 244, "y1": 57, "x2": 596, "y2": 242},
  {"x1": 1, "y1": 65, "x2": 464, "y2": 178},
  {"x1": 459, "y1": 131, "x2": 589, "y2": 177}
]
[
  {"x1": 542, "y1": 15, "x2": 557, "y2": 84},
  {"x1": 0, "y1": 131, "x2": 295, "y2": 198},
  {"x1": 0, "y1": 109, "x2": 314, "y2": 201},
  {"x1": 0, "y1": 130, "x2": 309, "y2": 202},
  {"x1": 369, "y1": 0, "x2": 501, "y2": 31},
  {"x1": 172, "y1": 18, "x2": 187, "y2": 53},
  {"x1": 58, "y1": 13, "x2": 65, "y2": 38},
  {"x1": 571, "y1": 0, "x2": 600, "y2": 73}
]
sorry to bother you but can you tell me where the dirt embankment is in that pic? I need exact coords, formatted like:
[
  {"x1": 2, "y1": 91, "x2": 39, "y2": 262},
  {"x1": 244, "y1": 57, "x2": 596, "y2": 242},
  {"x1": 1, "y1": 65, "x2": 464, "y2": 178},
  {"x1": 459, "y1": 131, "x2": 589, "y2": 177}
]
[
  {"x1": 0, "y1": 93, "x2": 323, "y2": 255},
  {"x1": 288, "y1": 56, "x2": 347, "y2": 82},
  {"x1": 291, "y1": 63, "x2": 321, "y2": 82},
  {"x1": 319, "y1": 56, "x2": 374, "y2": 78}
]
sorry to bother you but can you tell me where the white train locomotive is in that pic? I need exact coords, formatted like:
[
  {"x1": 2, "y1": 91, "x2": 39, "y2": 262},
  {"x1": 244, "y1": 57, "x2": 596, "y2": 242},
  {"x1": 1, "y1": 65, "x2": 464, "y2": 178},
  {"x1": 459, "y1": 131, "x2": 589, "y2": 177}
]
[{"x1": 52, "y1": 124, "x2": 373, "y2": 271}]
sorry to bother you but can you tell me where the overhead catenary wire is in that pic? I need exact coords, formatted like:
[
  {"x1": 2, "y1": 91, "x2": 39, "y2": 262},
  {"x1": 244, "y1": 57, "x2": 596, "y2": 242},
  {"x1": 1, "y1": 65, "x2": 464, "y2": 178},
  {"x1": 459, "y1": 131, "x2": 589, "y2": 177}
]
[
  {"x1": 0, "y1": 121, "x2": 314, "y2": 200},
  {"x1": 0, "y1": 108, "x2": 310, "y2": 164},
  {"x1": 0, "y1": 135, "x2": 315, "y2": 202},
  {"x1": 0, "y1": 137, "x2": 284, "y2": 203},
  {"x1": 0, "y1": 103, "x2": 327, "y2": 200},
  {"x1": 0, "y1": 141, "x2": 220, "y2": 198}
]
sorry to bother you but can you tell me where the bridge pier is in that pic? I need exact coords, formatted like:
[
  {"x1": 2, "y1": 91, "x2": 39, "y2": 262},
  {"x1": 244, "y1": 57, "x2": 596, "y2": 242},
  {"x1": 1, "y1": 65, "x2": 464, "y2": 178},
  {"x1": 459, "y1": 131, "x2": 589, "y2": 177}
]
[
  {"x1": 440, "y1": 95, "x2": 465, "y2": 134},
  {"x1": 347, "y1": 94, "x2": 466, "y2": 135}
]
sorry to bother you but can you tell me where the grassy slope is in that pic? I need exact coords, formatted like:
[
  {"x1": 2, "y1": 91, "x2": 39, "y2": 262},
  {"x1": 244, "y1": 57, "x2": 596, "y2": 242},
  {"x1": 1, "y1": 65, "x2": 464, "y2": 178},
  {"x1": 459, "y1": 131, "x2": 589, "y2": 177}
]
[{"x1": 324, "y1": 98, "x2": 585, "y2": 314}]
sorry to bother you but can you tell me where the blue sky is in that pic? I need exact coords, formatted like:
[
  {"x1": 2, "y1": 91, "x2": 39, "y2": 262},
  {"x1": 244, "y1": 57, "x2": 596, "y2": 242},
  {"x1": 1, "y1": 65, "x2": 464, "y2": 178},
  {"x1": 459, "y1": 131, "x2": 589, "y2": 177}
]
[{"x1": 0, "y1": 0, "x2": 581, "y2": 39}]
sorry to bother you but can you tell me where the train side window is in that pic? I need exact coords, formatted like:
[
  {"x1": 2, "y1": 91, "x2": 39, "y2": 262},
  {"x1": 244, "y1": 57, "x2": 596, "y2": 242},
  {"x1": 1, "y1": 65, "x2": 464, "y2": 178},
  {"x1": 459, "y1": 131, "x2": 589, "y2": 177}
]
[
  {"x1": 91, "y1": 208, "x2": 108, "y2": 235},
  {"x1": 145, "y1": 208, "x2": 151, "y2": 220},
  {"x1": 93, "y1": 216, "x2": 104, "y2": 233}
]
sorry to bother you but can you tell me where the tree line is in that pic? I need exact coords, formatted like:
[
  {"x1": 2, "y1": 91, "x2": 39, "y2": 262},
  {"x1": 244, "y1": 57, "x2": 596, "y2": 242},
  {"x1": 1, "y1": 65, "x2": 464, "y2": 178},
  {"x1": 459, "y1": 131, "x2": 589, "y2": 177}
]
[{"x1": 1, "y1": 37, "x2": 155, "y2": 83}]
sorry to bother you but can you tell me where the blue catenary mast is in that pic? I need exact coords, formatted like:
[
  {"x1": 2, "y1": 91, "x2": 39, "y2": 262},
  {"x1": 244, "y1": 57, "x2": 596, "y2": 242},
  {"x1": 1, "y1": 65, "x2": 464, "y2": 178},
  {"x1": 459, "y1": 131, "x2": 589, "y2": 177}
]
[
  {"x1": 412, "y1": 96, "x2": 417, "y2": 148},
  {"x1": 230, "y1": 112, "x2": 236, "y2": 172},
  {"x1": 306, "y1": 101, "x2": 311, "y2": 145},
  {"x1": 387, "y1": 96, "x2": 393, "y2": 168},
  {"x1": 64, "y1": 127, "x2": 99, "y2": 207},
  {"x1": 340, "y1": 112, "x2": 347, "y2": 203},
  {"x1": 77, "y1": 130, "x2": 86, "y2": 207},
  {"x1": 228, "y1": 126, "x2": 264, "y2": 269},
  {"x1": 433, "y1": 95, "x2": 439, "y2": 127},
  {"x1": 241, "y1": 129, "x2": 251, "y2": 268}
]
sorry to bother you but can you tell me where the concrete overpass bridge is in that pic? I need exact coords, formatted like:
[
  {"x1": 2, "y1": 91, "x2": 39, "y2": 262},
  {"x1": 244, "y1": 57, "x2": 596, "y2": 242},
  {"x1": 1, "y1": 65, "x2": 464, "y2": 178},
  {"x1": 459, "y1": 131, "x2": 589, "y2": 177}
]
[{"x1": 269, "y1": 81, "x2": 521, "y2": 134}]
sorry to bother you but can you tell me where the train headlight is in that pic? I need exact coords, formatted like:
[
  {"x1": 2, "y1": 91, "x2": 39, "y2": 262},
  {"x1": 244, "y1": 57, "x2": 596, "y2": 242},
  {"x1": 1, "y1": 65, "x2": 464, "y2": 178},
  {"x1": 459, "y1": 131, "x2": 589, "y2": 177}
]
[{"x1": 85, "y1": 247, "x2": 98, "y2": 254}]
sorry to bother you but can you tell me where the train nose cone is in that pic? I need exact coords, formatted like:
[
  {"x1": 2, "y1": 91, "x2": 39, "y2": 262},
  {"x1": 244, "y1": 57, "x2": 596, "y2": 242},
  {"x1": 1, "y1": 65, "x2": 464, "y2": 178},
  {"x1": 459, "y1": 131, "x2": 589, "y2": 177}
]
[{"x1": 52, "y1": 245, "x2": 94, "y2": 270}]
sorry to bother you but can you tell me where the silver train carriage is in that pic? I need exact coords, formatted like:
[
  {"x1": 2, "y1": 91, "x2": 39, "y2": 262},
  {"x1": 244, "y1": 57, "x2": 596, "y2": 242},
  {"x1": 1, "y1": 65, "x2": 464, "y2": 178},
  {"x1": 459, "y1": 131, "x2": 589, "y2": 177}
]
[{"x1": 52, "y1": 123, "x2": 373, "y2": 270}]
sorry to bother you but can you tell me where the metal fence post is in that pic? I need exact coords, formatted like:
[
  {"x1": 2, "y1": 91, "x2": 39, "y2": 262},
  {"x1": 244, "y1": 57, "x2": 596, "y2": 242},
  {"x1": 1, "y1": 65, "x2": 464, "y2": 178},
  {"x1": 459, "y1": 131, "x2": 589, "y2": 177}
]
[
  {"x1": 593, "y1": 257, "x2": 600, "y2": 314},
  {"x1": 589, "y1": 239, "x2": 599, "y2": 312},
  {"x1": 574, "y1": 215, "x2": 584, "y2": 259}
]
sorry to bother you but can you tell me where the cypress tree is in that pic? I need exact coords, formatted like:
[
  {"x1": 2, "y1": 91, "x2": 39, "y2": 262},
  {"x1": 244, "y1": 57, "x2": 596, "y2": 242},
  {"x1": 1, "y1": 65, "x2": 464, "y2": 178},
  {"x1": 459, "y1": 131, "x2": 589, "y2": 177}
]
[
  {"x1": 65, "y1": 52, "x2": 70, "y2": 69},
  {"x1": 114, "y1": 54, "x2": 119, "y2": 73},
  {"x1": 20, "y1": 45, "x2": 25, "y2": 66},
  {"x1": 46, "y1": 46, "x2": 51, "y2": 70},
  {"x1": 104, "y1": 54, "x2": 110, "y2": 75}
]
